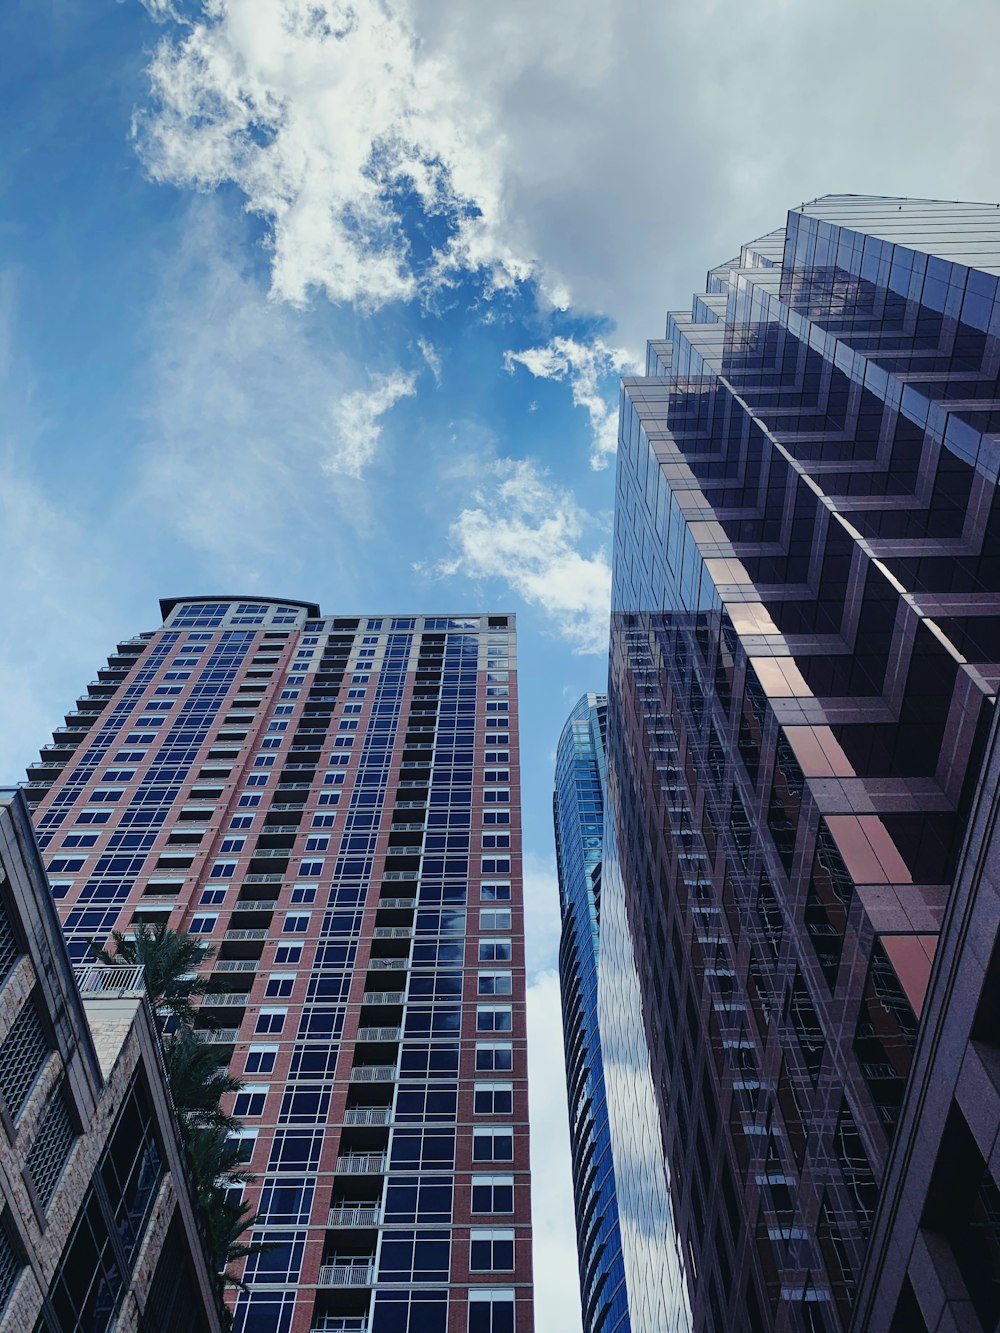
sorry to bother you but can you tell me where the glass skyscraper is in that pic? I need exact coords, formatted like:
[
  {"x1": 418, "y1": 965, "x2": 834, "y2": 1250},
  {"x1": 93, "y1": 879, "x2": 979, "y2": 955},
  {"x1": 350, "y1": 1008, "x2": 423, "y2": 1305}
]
[
  {"x1": 604, "y1": 197, "x2": 1000, "y2": 1332},
  {"x1": 26, "y1": 597, "x2": 533, "y2": 1333},
  {"x1": 553, "y1": 694, "x2": 630, "y2": 1333}
]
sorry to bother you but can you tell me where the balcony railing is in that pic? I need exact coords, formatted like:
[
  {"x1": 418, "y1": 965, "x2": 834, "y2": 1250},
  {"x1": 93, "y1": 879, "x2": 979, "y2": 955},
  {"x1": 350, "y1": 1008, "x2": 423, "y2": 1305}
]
[
  {"x1": 348, "y1": 1066, "x2": 396, "y2": 1083},
  {"x1": 234, "y1": 898, "x2": 278, "y2": 911},
  {"x1": 317, "y1": 1264, "x2": 375, "y2": 1286},
  {"x1": 327, "y1": 1207, "x2": 382, "y2": 1227},
  {"x1": 223, "y1": 929, "x2": 268, "y2": 941},
  {"x1": 376, "y1": 898, "x2": 415, "y2": 910},
  {"x1": 310, "y1": 1320, "x2": 369, "y2": 1333},
  {"x1": 74, "y1": 964, "x2": 145, "y2": 997},
  {"x1": 194, "y1": 1028, "x2": 240, "y2": 1043},
  {"x1": 335, "y1": 1154, "x2": 387, "y2": 1174},
  {"x1": 361, "y1": 992, "x2": 404, "y2": 1005},
  {"x1": 380, "y1": 871, "x2": 417, "y2": 882},
  {"x1": 200, "y1": 992, "x2": 249, "y2": 1007},
  {"x1": 214, "y1": 959, "x2": 258, "y2": 972},
  {"x1": 343, "y1": 1108, "x2": 391, "y2": 1126},
  {"x1": 372, "y1": 927, "x2": 413, "y2": 940},
  {"x1": 366, "y1": 958, "x2": 408, "y2": 970},
  {"x1": 243, "y1": 874, "x2": 283, "y2": 885},
  {"x1": 356, "y1": 1027, "x2": 401, "y2": 1043}
]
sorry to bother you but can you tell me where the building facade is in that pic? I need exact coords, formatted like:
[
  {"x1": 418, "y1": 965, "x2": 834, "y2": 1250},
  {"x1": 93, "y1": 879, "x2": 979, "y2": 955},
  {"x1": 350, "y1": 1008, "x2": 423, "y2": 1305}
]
[
  {"x1": 553, "y1": 694, "x2": 630, "y2": 1333},
  {"x1": 25, "y1": 598, "x2": 533, "y2": 1333},
  {"x1": 0, "y1": 787, "x2": 224, "y2": 1333},
  {"x1": 604, "y1": 197, "x2": 1000, "y2": 1332}
]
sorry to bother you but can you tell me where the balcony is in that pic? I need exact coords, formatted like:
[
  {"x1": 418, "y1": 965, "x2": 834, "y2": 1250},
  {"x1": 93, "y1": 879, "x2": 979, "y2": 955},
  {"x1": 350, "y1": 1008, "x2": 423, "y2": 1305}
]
[
  {"x1": 360, "y1": 992, "x2": 403, "y2": 1006},
  {"x1": 372, "y1": 927, "x2": 412, "y2": 940},
  {"x1": 223, "y1": 928, "x2": 268, "y2": 941},
  {"x1": 375, "y1": 898, "x2": 415, "y2": 910},
  {"x1": 242, "y1": 874, "x2": 283, "y2": 885},
  {"x1": 327, "y1": 1207, "x2": 382, "y2": 1227},
  {"x1": 355, "y1": 1026, "x2": 401, "y2": 1042},
  {"x1": 343, "y1": 1108, "x2": 392, "y2": 1127},
  {"x1": 380, "y1": 871, "x2": 417, "y2": 882},
  {"x1": 348, "y1": 1066, "x2": 396, "y2": 1084},
  {"x1": 214, "y1": 959, "x2": 258, "y2": 972},
  {"x1": 310, "y1": 1321, "x2": 369, "y2": 1333},
  {"x1": 74, "y1": 964, "x2": 145, "y2": 997},
  {"x1": 365, "y1": 959, "x2": 408, "y2": 971},
  {"x1": 234, "y1": 898, "x2": 278, "y2": 912},
  {"x1": 199, "y1": 992, "x2": 249, "y2": 1008},
  {"x1": 194, "y1": 1027, "x2": 240, "y2": 1043},
  {"x1": 318, "y1": 1264, "x2": 374, "y2": 1287},
  {"x1": 335, "y1": 1153, "x2": 387, "y2": 1173},
  {"x1": 384, "y1": 845, "x2": 422, "y2": 858},
  {"x1": 251, "y1": 848, "x2": 291, "y2": 859}
]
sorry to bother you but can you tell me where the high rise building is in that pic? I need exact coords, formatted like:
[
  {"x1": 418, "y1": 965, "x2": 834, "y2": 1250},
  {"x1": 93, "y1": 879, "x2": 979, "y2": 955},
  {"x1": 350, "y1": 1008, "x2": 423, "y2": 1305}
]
[
  {"x1": 0, "y1": 787, "x2": 224, "y2": 1333},
  {"x1": 603, "y1": 197, "x2": 1000, "y2": 1332},
  {"x1": 25, "y1": 597, "x2": 533, "y2": 1333},
  {"x1": 552, "y1": 694, "x2": 630, "y2": 1333}
]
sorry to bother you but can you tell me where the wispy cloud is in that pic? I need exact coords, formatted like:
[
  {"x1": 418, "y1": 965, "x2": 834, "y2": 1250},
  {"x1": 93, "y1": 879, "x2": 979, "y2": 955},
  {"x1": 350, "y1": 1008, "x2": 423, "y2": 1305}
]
[
  {"x1": 417, "y1": 336, "x2": 442, "y2": 386},
  {"x1": 504, "y1": 335, "x2": 636, "y2": 469},
  {"x1": 326, "y1": 369, "x2": 417, "y2": 477},
  {"x1": 133, "y1": 0, "x2": 537, "y2": 310},
  {"x1": 424, "y1": 457, "x2": 611, "y2": 654}
]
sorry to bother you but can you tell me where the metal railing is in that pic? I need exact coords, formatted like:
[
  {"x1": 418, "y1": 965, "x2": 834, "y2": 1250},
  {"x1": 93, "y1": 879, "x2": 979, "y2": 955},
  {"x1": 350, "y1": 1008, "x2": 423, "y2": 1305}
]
[
  {"x1": 317, "y1": 1264, "x2": 374, "y2": 1286},
  {"x1": 223, "y1": 928, "x2": 267, "y2": 941},
  {"x1": 74, "y1": 964, "x2": 145, "y2": 997},
  {"x1": 214, "y1": 960, "x2": 257, "y2": 972},
  {"x1": 310, "y1": 1320, "x2": 369, "y2": 1333},
  {"x1": 372, "y1": 927, "x2": 412, "y2": 940},
  {"x1": 366, "y1": 958, "x2": 408, "y2": 970},
  {"x1": 194, "y1": 1028, "x2": 240, "y2": 1043},
  {"x1": 200, "y1": 992, "x2": 249, "y2": 1007},
  {"x1": 233, "y1": 898, "x2": 278, "y2": 911},
  {"x1": 348, "y1": 1066, "x2": 396, "y2": 1083},
  {"x1": 376, "y1": 898, "x2": 415, "y2": 910},
  {"x1": 343, "y1": 1108, "x2": 391, "y2": 1126},
  {"x1": 356, "y1": 1027, "x2": 401, "y2": 1042},
  {"x1": 361, "y1": 992, "x2": 404, "y2": 1005},
  {"x1": 327, "y1": 1207, "x2": 381, "y2": 1227},
  {"x1": 334, "y1": 1154, "x2": 387, "y2": 1174}
]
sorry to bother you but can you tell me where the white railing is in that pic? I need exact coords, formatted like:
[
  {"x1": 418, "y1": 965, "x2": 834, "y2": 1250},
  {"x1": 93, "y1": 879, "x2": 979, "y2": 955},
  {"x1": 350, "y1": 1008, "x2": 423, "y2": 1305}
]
[
  {"x1": 366, "y1": 958, "x2": 408, "y2": 970},
  {"x1": 349, "y1": 1066, "x2": 396, "y2": 1083},
  {"x1": 74, "y1": 965, "x2": 145, "y2": 996},
  {"x1": 376, "y1": 897, "x2": 415, "y2": 909},
  {"x1": 361, "y1": 992, "x2": 403, "y2": 1005},
  {"x1": 334, "y1": 1154, "x2": 387, "y2": 1174},
  {"x1": 214, "y1": 960, "x2": 257, "y2": 972},
  {"x1": 327, "y1": 1207, "x2": 381, "y2": 1227},
  {"x1": 356, "y1": 1027, "x2": 401, "y2": 1042},
  {"x1": 201, "y1": 992, "x2": 249, "y2": 1007},
  {"x1": 372, "y1": 927, "x2": 413, "y2": 939},
  {"x1": 224, "y1": 928, "x2": 267, "y2": 941},
  {"x1": 194, "y1": 1028, "x2": 240, "y2": 1043},
  {"x1": 343, "y1": 1108, "x2": 391, "y2": 1126},
  {"x1": 312, "y1": 1315, "x2": 370, "y2": 1330}
]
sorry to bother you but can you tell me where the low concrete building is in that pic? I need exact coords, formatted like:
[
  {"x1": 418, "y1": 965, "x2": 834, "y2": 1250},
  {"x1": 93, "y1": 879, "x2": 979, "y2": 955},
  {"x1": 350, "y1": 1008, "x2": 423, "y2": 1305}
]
[{"x1": 0, "y1": 788, "x2": 225, "y2": 1333}]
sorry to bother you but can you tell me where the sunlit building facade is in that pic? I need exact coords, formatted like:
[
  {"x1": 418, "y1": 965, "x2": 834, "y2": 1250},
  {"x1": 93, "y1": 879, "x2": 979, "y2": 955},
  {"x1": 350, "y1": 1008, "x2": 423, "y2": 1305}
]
[
  {"x1": 604, "y1": 197, "x2": 1000, "y2": 1332},
  {"x1": 553, "y1": 694, "x2": 630, "y2": 1333},
  {"x1": 25, "y1": 598, "x2": 533, "y2": 1333}
]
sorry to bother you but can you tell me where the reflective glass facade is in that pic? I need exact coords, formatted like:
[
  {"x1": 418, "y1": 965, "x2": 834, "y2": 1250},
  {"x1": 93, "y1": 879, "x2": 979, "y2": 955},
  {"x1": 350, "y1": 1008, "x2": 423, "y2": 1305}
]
[
  {"x1": 553, "y1": 694, "x2": 630, "y2": 1333},
  {"x1": 26, "y1": 598, "x2": 533, "y2": 1333},
  {"x1": 605, "y1": 197, "x2": 1000, "y2": 1332}
]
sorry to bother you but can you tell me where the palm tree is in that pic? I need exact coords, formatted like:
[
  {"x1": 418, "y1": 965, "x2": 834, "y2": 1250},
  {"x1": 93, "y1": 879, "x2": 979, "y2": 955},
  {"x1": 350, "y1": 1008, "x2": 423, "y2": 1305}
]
[
  {"x1": 90, "y1": 921, "x2": 219, "y2": 1026},
  {"x1": 162, "y1": 1027, "x2": 244, "y2": 1132},
  {"x1": 185, "y1": 1127, "x2": 265, "y2": 1287}
]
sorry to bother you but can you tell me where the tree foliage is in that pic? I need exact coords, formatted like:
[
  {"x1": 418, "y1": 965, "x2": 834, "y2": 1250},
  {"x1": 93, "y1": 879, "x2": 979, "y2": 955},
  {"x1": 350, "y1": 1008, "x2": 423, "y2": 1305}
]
[{"x1": 91, "y1": 924, "x2": 264, "y2": 1296}]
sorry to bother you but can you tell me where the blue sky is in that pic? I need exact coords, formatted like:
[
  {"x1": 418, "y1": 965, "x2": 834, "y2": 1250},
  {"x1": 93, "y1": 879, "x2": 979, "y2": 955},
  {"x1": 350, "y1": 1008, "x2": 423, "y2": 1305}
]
[{"x1": 5, "y1": 0, "x2": 1000, "y2": 1325}]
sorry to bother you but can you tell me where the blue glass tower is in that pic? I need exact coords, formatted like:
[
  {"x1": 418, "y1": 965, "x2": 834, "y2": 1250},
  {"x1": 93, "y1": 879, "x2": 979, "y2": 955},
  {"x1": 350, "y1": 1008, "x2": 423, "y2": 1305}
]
[{"x1": 554, "y1": 694, "x2": 631, "y2": 1333}]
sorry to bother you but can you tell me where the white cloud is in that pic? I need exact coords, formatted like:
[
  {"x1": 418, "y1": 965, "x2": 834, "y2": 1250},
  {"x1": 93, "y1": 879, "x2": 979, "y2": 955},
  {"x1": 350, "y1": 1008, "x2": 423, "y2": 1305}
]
[
  {"x1": 426, "y1": 458, "x2": 611, "y2": 655},
  {"x1": 417, "y1": 336, "x2": 442, "y2": 386},
  {"x1": 527, "y1": 968, "x2": 583, "y2": 1333},
  {"x1": 133, "y1": 0, "x2": 538, "y2": 311},
  {"x1": 504, "y1": 336, "x2": 636, "y2": 469},
  {"x1": 327, "y1": 369, "x2": 416, "y2": 477}
]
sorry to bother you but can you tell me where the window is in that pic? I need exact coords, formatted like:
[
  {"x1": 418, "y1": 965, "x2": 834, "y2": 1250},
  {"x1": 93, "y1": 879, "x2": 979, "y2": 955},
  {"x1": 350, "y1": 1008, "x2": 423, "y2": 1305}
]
[
  {"x1": 469, "y1": 1289, "x2": 515, "y2": 1333},
  {"x1": 210, "y1": 860, "x2": 236, "y2": 879},
  {"x1": 61, "y1": 834, "x2": 97, "y2": 849},
  {"x1": 481, "y1": 883, "x2": 511, "y2": 902},
  {"x1": 220, "y1": 837, "x2": 245, "y2": 854},
  {"x1": 199, "y1": 888, "x2": 227, "y2": 906},
  {"x1": 229, "y1": 814, "x2": 254, "y2": 830},
  {"x1": 245, "y1": 773, "x2": 269, "y2": 786},
  {"x1": 477, "y1": 1006, "x2": 512, "y2": 1032},
  {"x1": 102, "y1": 769, "x2": 135, "y2": 782},
  {"x1": 343, "y1": 703, "x2": 362, "y2": 715},
  {"x1": 304, "y1": 836, "x2": 329, "y2": 852},
  {"x1": 470, "y1": 1230, "x2": 514, "y2": 1271},
  {"x1": 476, "y1": 1043, "x2": 513, "y2": 1072},
  {"x1": 474, "y1": 1083, "x2": 513, "y2": 1115},
  {"x1": 324, "y1": 771, "x2": 346, "y2": 784},
  {"x1": 483, "y1": 789, "x2": 510, "y2": 804},
  {"x1": 255, "y1": 1009, "x2": 286, "y2": 1035},
  {"x1": 479, "y1": 938, "x2": 512, "y2": 961},
  {"x1": 318, "y1": 793, "x2": 340, "y2": 807},
  {"x1": 283, "y1": 913, "x2": 311, "y2": 934},
  {"x1": 478, "y1": 972, "x2": 513, "y2": 997},
  {"x1": 253, "y1": 755, "x2": 275, "y2": 768},
  {"x1": 484, "y1": 770, "x2": 510, "y2": 783},
  {"x1": 274, "y1": 943, "x2": 302, "y2": 965},
  {"x1": 265, "y1": 974, "x2": 295, "y2": 998},
  {"x1": 471, "y1": 1176, "x2": 514, "y2": 1214},
  {"x1": 238, "y1": 792, "x2": 262, "y2": 808},
  {"x1": 47, "y1": 858, "x2": 85, "y2": 873},
  {"x1": 89, "y1": 788, "x2": 124, "y2": 803},
  {"x1": 49, "y1": 881, "x2": 73, "y2": 900},
  {"x1": 473, "y1": 1128, "x2": 514, "y2": 1163},
  {"x1": 228, "y1": 1128, "x2": 258, "y2": 1163},
  {"x1": 232, "y1": 1085, "x2": 268, "y2": 1117},
  {"x1": 290, "y1": 885, "x2": 316, "y2": 905},
  {"x1": 481, "y1": 858, "x2": 511, "y2": 875},
  {"x1": 485, "y1": 751, "x2": 509, "y2": 763},
  {"x1": 311, "y1": 814, "x2": 336, "y2": 828},
  {"x1": 298, "y1": 860, "x2": 324, "y2": 877},
  {"x1": 480, "y1": 910, "x2": 512, "y2": 932},
  {"x1": 483, "y1": 810, "x2": 511, "y2": 825},
  {"x1": 482, "y1": 834, "x2": 510, "y2": 849},
  {"x1": 189, "y1": 914, "x2": 217, "y2": 934},
  {"x1": 74, "y1": 810, "x2": 110, "y2": 825}
]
